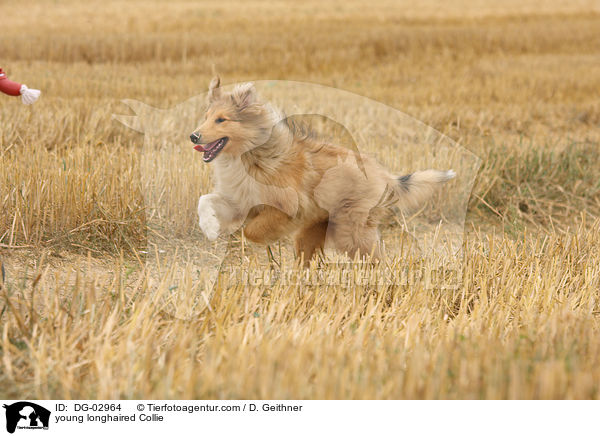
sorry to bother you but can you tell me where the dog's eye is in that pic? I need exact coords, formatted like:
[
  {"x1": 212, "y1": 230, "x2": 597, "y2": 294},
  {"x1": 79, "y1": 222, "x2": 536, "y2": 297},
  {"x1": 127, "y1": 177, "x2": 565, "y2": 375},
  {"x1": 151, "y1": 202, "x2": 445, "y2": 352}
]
[{"x1": 215, "y1": 117, "x2": 226, "y2": 124}]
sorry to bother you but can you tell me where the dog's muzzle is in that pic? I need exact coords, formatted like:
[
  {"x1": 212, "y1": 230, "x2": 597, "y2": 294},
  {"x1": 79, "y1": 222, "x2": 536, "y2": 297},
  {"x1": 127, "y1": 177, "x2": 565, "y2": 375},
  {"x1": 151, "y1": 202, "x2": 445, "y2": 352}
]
[{"x1": 190, "y1": 133, "x2": 201, "y2": 144}]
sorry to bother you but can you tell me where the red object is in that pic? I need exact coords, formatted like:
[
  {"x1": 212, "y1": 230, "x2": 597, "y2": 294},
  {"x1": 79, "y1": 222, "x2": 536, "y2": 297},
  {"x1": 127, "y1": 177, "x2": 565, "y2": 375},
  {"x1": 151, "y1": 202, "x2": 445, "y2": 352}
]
[{"x1": 0, "y1": 68, "x2": 23, "y2": 96}]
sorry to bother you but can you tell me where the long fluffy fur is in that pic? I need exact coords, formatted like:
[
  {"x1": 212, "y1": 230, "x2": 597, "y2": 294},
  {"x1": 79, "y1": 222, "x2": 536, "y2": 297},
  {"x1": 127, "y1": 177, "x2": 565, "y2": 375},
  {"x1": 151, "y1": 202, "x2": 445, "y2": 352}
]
[
  {"x1": 192, "y1": 77, "x2": 455, "y2": 264},
  {"x1": 395, "y1": 169, "x2": 456, "y2": 210}
]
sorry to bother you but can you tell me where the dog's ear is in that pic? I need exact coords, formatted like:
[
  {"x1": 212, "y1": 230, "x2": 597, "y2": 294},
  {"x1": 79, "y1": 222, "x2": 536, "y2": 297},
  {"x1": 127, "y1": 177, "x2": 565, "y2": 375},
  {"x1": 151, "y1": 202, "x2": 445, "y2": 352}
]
[
  {"x1": 208, "y1": 76, "x2": 221, "y2": 103},
  {"x1": 231, "y1": 82, "x2": 258, "y2": 112}
]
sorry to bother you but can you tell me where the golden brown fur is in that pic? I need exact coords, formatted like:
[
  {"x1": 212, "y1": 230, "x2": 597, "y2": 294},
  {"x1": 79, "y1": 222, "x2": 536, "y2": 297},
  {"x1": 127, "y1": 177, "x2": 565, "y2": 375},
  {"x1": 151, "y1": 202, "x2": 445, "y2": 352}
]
[{"x1": 192, "y1": 77, "x2": 455, "y2": 265}]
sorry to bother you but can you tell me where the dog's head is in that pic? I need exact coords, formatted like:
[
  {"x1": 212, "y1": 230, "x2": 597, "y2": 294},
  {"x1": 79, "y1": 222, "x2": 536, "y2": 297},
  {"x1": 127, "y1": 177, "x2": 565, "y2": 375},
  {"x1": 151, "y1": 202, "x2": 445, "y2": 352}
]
[{"x1": 190, "y1": 77, "x2": 276, "y2": 163}]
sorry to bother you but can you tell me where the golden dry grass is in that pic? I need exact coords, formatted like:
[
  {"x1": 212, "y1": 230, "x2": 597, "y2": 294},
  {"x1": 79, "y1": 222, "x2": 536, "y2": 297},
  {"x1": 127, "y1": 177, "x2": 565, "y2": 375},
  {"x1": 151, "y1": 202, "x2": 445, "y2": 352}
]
[{"x1": 1, "y1": 0, "x2": 600, "y2": 399}]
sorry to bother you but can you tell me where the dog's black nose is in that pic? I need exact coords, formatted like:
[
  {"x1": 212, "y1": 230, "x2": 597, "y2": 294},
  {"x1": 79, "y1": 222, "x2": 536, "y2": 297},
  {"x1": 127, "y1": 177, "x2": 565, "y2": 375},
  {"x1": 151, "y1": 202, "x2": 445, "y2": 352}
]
[{"x1": 190, "y1": 133, "x2": 201, "y2": 144}]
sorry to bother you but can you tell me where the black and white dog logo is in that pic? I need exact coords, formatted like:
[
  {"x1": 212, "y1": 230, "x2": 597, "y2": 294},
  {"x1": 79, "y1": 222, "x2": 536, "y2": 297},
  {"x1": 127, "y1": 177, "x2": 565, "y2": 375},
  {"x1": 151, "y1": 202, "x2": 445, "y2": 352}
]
[{"x1": 2, "y1": 402, "x2": 50, "y2": 434}]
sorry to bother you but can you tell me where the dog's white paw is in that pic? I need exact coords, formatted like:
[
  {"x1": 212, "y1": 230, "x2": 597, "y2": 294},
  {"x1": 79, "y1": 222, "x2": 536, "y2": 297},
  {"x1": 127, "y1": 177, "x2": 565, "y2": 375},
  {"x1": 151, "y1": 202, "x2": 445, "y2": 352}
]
[{"x1": 198, "y1": 196, "x2": 220, "y2": 241}]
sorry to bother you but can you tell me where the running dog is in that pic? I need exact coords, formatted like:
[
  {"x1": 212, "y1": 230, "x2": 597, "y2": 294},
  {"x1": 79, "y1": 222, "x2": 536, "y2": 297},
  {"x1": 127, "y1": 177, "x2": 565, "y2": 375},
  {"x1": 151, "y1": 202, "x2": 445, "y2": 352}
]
[{"x1": 190, "y1": 77, "x2": 455, "y2": 264}]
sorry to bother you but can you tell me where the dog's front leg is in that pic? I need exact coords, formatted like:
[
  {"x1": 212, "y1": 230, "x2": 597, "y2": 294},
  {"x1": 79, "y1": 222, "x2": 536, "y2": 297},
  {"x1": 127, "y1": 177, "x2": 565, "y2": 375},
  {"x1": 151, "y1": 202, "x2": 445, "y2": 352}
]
[
  {"x1": 197, "y1": 193, "x2": 240, "y2": 241},
  {"x1": 243, "y1": 206, "x2": 293, "y2": 244}
]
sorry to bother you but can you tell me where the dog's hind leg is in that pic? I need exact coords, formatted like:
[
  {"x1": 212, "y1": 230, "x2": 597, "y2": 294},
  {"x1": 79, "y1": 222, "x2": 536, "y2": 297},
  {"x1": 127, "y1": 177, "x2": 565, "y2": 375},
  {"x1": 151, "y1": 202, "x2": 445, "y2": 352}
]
[
  {"x1": 328, "y1": 220, "x2": 381, "y2": 262},
  {"x1": 294, "y1": 220, "x2": 328, "y2": 267}
]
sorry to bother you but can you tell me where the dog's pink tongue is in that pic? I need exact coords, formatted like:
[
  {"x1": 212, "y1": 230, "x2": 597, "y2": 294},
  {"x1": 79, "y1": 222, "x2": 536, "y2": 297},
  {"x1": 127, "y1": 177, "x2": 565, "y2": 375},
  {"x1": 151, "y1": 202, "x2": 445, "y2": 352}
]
[{"x1": 194, "y1": 139, "x2": 220, "y2": 153}]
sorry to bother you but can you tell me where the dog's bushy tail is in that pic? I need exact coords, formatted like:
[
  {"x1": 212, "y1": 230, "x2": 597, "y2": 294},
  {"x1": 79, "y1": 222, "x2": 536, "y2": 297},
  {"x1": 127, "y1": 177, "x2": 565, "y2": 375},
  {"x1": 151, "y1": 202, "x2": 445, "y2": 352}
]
[{"x1": 394, "y1": 169, "x2": 455, "y2": 210}]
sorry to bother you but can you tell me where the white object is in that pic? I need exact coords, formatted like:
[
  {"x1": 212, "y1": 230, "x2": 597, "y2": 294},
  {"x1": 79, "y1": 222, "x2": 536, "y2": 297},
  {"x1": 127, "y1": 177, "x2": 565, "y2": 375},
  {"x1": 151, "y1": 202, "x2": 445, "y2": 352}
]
[
  {"x1": 20, "y1": 84, "x2": 41, "y2": 105},
  {"x1": 198, "y1": 194, "x2": 221, "y2": 241}
]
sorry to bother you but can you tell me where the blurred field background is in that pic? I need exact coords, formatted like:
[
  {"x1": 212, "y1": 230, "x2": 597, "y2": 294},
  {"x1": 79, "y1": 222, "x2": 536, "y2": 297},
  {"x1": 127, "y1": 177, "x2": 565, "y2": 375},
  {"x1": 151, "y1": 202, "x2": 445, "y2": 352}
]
[{"x1": 1, "y1": 0, "x2": 600, "y2": 399}]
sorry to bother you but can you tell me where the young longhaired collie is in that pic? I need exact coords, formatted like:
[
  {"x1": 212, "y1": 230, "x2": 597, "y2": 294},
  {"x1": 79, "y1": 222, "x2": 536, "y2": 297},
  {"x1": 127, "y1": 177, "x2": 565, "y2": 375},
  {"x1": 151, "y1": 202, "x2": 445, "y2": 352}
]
[{"x1": 190, "y1": 77, "x2": 455, "y2": 265}]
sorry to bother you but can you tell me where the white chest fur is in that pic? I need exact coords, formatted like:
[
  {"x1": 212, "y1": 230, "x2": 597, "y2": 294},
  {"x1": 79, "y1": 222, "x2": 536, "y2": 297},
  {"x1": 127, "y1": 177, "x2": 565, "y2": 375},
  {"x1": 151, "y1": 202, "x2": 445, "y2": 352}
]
[
  {"x1": 211, "y1": 154, "x2": 299, "y2": 218},
  {"x1": 212, "y1": 155, "x2": 261, "y2": 214}
]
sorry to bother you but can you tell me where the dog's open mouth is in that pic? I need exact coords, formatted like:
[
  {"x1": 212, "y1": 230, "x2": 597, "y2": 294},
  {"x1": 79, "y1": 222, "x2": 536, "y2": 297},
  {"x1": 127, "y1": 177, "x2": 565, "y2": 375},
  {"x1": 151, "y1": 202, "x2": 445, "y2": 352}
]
[{"x1": 193, "y1": 137, "x2": 228, "y2": 162}]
